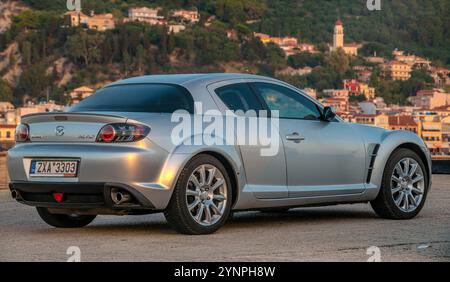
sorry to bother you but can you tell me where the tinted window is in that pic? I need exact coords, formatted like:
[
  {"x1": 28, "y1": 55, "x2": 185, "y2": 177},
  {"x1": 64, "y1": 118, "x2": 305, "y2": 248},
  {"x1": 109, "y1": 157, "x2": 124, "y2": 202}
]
[
  {"x1": 215, "y1": 83, "x2": 263, "y2": 113},
  {"x1": 253, "y1": 83, "x2": 321, "y2": 120},
  {"x1": 70, "y1": 84, "x2": 194, "y2": 113}
]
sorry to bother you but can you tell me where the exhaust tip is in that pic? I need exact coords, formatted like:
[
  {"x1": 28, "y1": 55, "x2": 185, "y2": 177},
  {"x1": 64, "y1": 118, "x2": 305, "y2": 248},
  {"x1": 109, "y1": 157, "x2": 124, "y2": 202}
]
[
  {"x1": 11, "y1": 190, "x2": 18, "y2": 199},
  {"x1": 111, "y1": 188, "x2": 132, "y2": 205}
]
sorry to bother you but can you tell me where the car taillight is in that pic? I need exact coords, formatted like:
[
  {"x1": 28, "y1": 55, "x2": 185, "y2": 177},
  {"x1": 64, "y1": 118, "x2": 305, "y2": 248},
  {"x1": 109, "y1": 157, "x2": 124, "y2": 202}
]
[
  {"x1": 15, "y1": 124, "x2": 30, "y2": 142},
  {"x1": 96, "y1": 123, "x2": 150, "y2": 143}
]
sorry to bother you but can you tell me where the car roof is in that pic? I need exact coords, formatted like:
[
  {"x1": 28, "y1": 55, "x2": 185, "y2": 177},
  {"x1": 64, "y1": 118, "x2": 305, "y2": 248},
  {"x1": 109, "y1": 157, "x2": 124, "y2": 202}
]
[{"x1": 107, "y1": 73, "x2": 278, "y2": 87}]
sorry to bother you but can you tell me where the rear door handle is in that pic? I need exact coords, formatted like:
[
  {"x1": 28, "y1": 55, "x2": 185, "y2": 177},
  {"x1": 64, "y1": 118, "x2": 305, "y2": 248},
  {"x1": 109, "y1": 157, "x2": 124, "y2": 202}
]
[{"x1": 286, "y1": 132, "x2": 305, "y2": 142}]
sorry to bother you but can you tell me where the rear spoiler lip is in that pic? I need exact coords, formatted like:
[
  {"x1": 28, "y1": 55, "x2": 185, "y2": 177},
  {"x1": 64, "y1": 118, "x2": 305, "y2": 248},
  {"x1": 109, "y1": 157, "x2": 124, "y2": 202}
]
[
  {"x1": 21, "y1": 111, "x2": 128, "y2": 119},
  {"x1": 21, "y1": 112, "x2": 129, "y2": 124}
]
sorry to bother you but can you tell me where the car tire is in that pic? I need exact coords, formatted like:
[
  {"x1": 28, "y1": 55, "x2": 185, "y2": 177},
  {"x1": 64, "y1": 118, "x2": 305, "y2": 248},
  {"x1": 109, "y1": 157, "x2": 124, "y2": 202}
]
[
  {"x1": 371, "y1": 148, "x2": 429, "y2": 220},
  {"x1": 36, "y1": 207, "x2": 97, "y2": 228},
  {"x1": 164, "y1": 154, "x2": 232, "y2": 235}
]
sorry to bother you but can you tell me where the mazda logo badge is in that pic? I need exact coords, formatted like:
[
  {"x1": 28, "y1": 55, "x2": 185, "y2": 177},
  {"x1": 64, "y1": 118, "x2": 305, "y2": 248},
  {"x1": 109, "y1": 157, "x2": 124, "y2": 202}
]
[{"x1": 55, "y1": 126, "x2": 65, "y2": 136}]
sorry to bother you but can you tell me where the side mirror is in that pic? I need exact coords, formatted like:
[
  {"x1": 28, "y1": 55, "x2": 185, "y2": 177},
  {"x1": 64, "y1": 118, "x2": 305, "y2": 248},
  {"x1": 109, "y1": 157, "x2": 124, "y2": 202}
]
[{"x1": 322, "y1": 106, "x2": 336, "y2": 122}]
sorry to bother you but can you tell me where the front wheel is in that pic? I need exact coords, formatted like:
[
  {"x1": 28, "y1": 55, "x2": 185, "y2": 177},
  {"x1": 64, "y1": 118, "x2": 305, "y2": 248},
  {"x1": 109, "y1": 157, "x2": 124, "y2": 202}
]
[
  {"x1": 164, "y1": 154, "x2": 232, "y2": 235},
  {"x1": 371, "y1": 148, "x2": 429, "y2": 220},
  {"x1": 36, "y1": 207, "x2": 97, "y2": 228}
]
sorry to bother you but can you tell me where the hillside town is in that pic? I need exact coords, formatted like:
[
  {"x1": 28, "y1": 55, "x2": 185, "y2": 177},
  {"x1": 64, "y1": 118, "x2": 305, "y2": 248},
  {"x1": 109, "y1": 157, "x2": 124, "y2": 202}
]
[
  {"x1": 65, "y1": 6, "x2": 200, "y2": 33},
  {"x1": 0, "y1": 11, "x2": 449, "y2": 160}
]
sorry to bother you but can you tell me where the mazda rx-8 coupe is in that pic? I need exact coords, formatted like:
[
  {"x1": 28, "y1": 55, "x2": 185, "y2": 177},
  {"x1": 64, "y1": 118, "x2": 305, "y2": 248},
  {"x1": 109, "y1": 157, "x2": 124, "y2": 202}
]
[{"x1": 8, "y1": 74, "x2": 432, "y2": 234}]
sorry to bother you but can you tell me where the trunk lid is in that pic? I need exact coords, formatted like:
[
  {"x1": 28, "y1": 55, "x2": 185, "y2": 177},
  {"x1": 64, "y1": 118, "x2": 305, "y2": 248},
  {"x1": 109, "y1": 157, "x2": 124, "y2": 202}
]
[{"x1": 22, "y1": 112, "x2": 128, "y2": 143}]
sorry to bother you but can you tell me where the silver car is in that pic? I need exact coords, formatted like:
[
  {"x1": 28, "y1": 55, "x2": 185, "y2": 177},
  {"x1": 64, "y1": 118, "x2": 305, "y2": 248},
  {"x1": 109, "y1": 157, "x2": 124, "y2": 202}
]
[{"x1": 8, "y1": 74, "x2": 432, "y2": 234}]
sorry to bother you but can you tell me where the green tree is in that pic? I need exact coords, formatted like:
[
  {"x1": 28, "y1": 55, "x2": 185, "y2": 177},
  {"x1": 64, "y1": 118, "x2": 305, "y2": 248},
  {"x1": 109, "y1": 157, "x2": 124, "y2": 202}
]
[
  {"x1": 21, "y1": 41, "x2": 32, "y2": 66},
  {"x1": 15, "y1": 64, "x2": 50, "y2": 102},
  {"x1": 65, "y1": 31, "x2": 105, "y2": 66},
  {"x1": 324, "y1": 49, "x2": 350, "y2": 76},
  {"x1": 0, "y1": 79, "x2": 13, "y2": 102}
]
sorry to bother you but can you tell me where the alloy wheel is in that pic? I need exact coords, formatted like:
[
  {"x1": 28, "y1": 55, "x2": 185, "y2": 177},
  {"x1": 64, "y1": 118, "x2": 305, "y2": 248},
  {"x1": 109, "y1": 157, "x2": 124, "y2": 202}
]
[
  {"x1": 390, "y1": 157, "x2": 425, "y2": 213},
  {"x1": 186, "y1": 164, "x2": 228, "y2": 226}
]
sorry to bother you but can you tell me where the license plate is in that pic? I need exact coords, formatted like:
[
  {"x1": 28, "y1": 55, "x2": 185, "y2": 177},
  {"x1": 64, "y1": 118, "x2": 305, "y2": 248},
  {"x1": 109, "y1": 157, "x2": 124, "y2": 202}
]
[{"x1": 30, "y1": 160, "x2": 79, "y2": 177}]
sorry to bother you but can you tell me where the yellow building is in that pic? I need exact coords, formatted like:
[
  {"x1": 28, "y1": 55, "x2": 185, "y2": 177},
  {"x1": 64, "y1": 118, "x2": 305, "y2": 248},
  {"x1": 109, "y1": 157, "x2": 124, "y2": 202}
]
[
  {"x1": 171, "y1": 9, "x2": 200, "y2": 23},
  {"x1": 442, "y1": 116, "x2": 450, "y2": 156},
  {"x1": 330, "y1": 20, "x2": 360, "y2": 56},
  {"x1": 69, "y1": 86, "x2": 94, "y2": 105},
  {"x1": 383, "y1": 61, "x2": 412, "y2": 81},
  {"x1": 0, "y1": 124, "x2": 15, "y2": 141},
  {"x1": 66, "y1": 11, "x2": 115, "y2": 31},
  {"x1": 418, "y1": 115, "x2": 445, "y2": 155}
]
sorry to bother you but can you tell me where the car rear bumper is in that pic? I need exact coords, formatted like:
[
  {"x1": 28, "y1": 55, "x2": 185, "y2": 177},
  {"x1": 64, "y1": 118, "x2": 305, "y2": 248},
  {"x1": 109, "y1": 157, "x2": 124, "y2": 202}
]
[
  {"x1": 9, "y1": 181, "x2": 157, "y2": 212},
  {"x1": 7, "y1": 142, "x2": 179, "y2": 210}
]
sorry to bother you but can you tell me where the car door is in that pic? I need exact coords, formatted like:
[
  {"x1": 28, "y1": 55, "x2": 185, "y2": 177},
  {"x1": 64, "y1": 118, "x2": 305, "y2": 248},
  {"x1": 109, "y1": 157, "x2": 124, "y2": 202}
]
[
  {"x1": 207, "y1": 81, "x2": 288, "y2": 199},
  {"x1": 251, "y1": 82, "x2": 367, "y2": 198}
]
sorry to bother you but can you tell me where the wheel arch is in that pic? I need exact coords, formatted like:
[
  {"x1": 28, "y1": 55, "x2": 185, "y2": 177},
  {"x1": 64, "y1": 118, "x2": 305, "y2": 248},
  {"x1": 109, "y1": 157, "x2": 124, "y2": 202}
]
[
  {"x1": 367, "y1": 131, "x2": 431, "y2": 200},
  {"x1": 160, "y1": 145, "x2": 244, "y2": 210}
]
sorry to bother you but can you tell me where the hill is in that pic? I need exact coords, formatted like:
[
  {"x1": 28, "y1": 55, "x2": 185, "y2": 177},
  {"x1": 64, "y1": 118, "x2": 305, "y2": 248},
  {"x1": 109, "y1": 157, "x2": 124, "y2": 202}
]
[{"x1": 0, "y1": 0, "x2": 448, "y2": 106}]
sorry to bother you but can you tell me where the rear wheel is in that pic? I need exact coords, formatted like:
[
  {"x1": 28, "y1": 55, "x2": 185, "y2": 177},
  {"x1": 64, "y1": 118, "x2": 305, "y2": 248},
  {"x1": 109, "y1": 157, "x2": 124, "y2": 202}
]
[
  {"x1": 371, "y1": 148, "x2": 429, "y2": 220},
  {"x1": 36, "y1": 207, "x2": 96, "y2": 228},
  {"x1": 164, "y1": 154, "x2": 232, "y2": 235}
]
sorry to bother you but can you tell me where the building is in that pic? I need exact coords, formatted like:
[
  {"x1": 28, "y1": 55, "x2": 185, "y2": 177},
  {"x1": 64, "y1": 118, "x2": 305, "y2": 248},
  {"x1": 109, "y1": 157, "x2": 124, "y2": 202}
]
[
  {"x1": 0, "y1": 102, "x2": 15, "y2": 124},
  {"x1": 254, "y1": 33, "x2": 301, "y2": 57},
  {"x1": 418, "y1": 115, "x2": 444, "y2": 155},
  {"x1": 441, "y1": 116, "x2": 450, "y2": 156},
  {"x1": 353, "y1": 114, "x2": 376, "y2": 125},
  {"x1": 0, "y1": 124, "x2": 15, "y2": 150},
  {"x1": 66, "y1": 11, "x2": 89, "y2": 27},
  {"x1": 323, "y1": 89, "x2": 350, "y2": 99},
  {"x1": 14, "y1": 101, "x2": 64, "y2": 124},
  {"x1": 375, "y1": 114, "x2": 418, "y2": 133},
  {"x1": 66, "y1": 11, "x2": 115, "y2": 31},
  {"x1": 364, "y1": 56, "x2": 385, "y2": 64},
  {"x1": 430, "y1": 67, "x2": 450, "y2": 88},
  {"x1": 358, "y1": 101, "x2": 377, "y2": 115},
  {"x1": 357, "y1": 70, "x2": 373, "y2": 83},
  {"x1": 0, "y1": 124, "x2": 15, "y2": 141},
  {"x1": 330, "y1": 20, "x2": 361, "y2": 56},
  {"x1": 127, "y1": 7, "x2": 165, "y2": 25},
  {"x1": 168, "y1": 24, "x2": 186, "y2": 34},
  {"x1": 392, "y1": 49, "x2": 431, "y2": 69},
  {"x1": 321, "y1": 97, "x2": 349, "y2": 113},
  {"x1": 87, "y1": 13, "x2": 115, "y2": 31},
  {"x1": 343, "y1": 79, "x2": 376, "y2": 100},
  {"x1": 409, "y1": 89, "x2": 450, "y2": 109},
  {"x1": 298, "y1": 43, "x2": 316, "y2": 53},
  {"x1": 68, "y1": 86, "x2": 94, "y2": 105},
  {"x1": 382, "y1": 61, "x2": 412, "y2": 81},
  {"x1": 171, "y1": 9, "x2": 200, "y2": 23}
]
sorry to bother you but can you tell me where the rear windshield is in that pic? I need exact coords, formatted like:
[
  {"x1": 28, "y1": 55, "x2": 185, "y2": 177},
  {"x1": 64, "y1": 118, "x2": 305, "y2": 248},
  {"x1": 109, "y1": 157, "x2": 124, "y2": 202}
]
[{"x1": 69, "y1": 84, "x2": 194, "y2": 113}]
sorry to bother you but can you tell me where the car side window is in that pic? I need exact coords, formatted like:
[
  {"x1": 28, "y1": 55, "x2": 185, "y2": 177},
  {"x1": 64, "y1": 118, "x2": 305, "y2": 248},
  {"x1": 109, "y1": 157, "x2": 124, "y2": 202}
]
[
  {"x1": 252, "y1": 82, "x2": 322, "y2": 120},
  {"x1": 215, "y1": 83, "x2": 264, "y2": 113}
]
